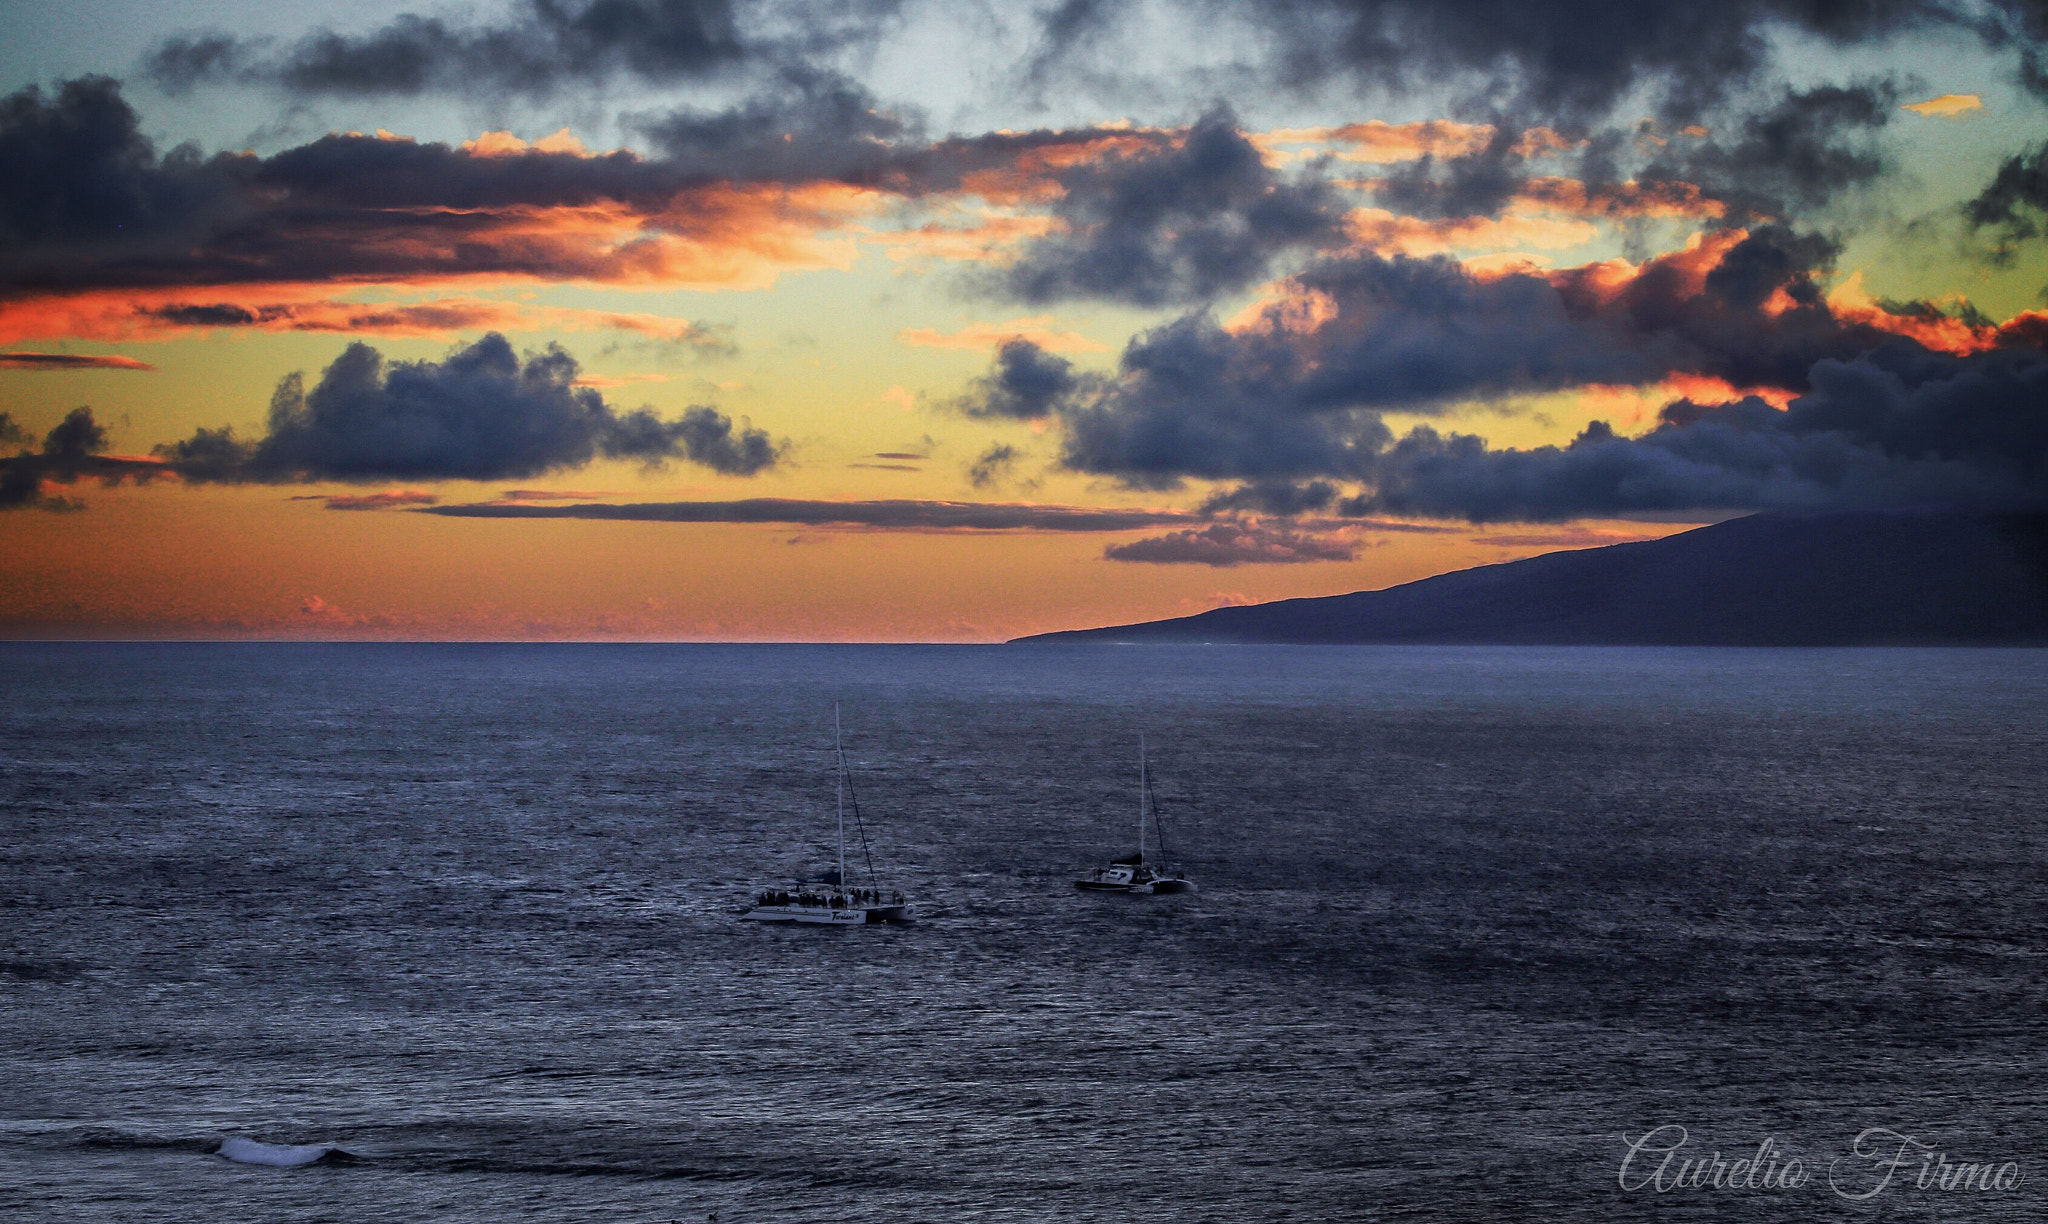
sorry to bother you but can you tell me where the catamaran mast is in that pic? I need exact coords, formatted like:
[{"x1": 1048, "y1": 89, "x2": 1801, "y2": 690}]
[
  {"x1": 1138, "y1": 732, "x2": 1148, "y2": 866},
  {"x1": 834, "y1": 703, "x2": 848, "y2": 894}
]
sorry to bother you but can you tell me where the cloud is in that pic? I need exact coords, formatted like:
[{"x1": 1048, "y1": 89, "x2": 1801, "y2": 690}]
[
  {"x1": 1642, "y1": 82, "x2": 1897, "y2": 220},
  {"x1": 0, "y1": 78, "x2": 876, "y2": 301},
  {"x1": 897, "y1": 317, "x2": 1107, "y2": 353},
  {"x1": 1965, "y1": 139, "x2": 2048, "y2": 260},
  {"x1": 966, "y1": 443, "x2": 1019, "y2": 488},
  {"x1": 1184, "y1": 0, "x2": 2016, "y2": 128},
  {"x1": 997, "y1": 109, "x2": 1351, "y2": 307},
  {"x1": 1343, "y1": 343, "x2": 2048, "y2": 522},
  {"x1": 1342, "y1": 206, "x2": 1599, "y2": 258},
  {"x1": 1368, "y1": 84, "x2": 1896, "y2": 229},
  {"x1": 1469, "y1": 526, "x2": 1671, "y2": 547},
  {"x1": 1050, "y1": 223, "x2": 1972, "y2": 485},
  {"x1": 314, "y1": 489, "x2": 440, "y2": 510},
  {"x1": 634, "y1": 63, "x2": 911, "y2": 183},
  {"x1": 0, "y1": 284, "x2": 735, "y2": 347},
  {"x1": 0, "y1": 352, "x2": 153, "y2": 370},
  {"x1": 667, "y1": 404, "x2": 782, "y2": 474},
  {"x1": 422, "y1": 496, "x2": 1197, "y2": 531},
  {"x1": 938, "y1": 219, "x2": 2048, "y2": 519},
  {"x1": 0, "y1": 77, "x2": 257, "y2": 286},
  {"x1": 0, "y1": 78, "x2": 1251, "y2": 313},
  {"x1": 1104, "y1": 521, "x2": 1359, "y2": 566},
  {"x1": 1259, "y1": 121, "x2": 1495, "y2": 164},
  {"x1": 148, "y1": 0, "x2": 743, "y2": 97},
  {"x1": 1902, "y1": 93, "x2": 1984, "y2": 117},
  {"x1": 497, "y1": 488, "x2": 611, "y2": 500},
  {"x1": 1198, "y1": 480, "x2": 1338, "y2": 515},
  {"x1": 2, "y1": 406, "x2": 168, "y2": 509},
  {"x1": 953, "y1": 337, "x2": 1103, "y2": 420},
  {"x1": 154, "y1": 333, "x2": 784, "y2": 482}
]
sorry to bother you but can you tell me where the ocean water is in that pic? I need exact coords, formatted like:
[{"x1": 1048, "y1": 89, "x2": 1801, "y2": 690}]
[{"x1": 2, "y1": 642, "x2": 2044, "y2": 1222}]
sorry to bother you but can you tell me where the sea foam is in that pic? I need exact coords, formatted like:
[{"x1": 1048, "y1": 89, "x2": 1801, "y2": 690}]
[{"x1": 217, "y1": 1137, "x2": 346, "y2": 1167}]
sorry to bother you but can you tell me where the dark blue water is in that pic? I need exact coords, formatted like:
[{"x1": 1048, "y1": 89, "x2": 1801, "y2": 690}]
[{"x1": 3, "y1": 643, "x2": 2044, "y2": 1221}]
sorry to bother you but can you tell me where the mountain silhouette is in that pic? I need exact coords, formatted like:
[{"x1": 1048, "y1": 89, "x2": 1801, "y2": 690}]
[{"x1": 1017, "y1": 510, "x2": 2048, "y2": 646}]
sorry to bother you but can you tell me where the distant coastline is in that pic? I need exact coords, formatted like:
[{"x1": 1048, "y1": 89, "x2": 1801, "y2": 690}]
[{"x1": 1015, "y1": 510, "x2": 2048, "y2": 647}]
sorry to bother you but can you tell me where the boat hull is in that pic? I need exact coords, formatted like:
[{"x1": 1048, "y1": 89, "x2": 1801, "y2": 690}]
[
  {"x1": 1075, "y1": 877, "x2": 1197, "y2": 894},
  {"x1": 743, "y1": 902, "x2": 913, "y2": 924}
]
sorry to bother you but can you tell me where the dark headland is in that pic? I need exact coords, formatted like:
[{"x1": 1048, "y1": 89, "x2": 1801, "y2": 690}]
[{"x1": 1015, "y1": 509, "x2": 2048, "y2": 646}]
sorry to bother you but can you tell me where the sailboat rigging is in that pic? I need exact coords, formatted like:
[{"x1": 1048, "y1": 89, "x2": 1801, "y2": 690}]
[
  {"x1": 1076, "y1": 733, "x2": 1196, "y2": 895},
  {"x1": 742, "y1": 706, "x2": 913, "y2": 924}
]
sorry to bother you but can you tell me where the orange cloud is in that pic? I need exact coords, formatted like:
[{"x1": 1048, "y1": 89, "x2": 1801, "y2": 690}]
[
  {"x1": 462, "y1": 128, "x2": 593, "y2": 156},
  {"x1": 897, "y1": 316, "x2": 1107, "y2": 353},
  {"x1": 1508, "y1": 127, "x2": 1580, "y2": 158},
  {"x1": 1344, "y1": 206, "x2": 1598, "y2": 256},
  {"x1": 1901, "y1": 94, "x2": 1983, "y2": 118},
  {"x1": 1516, "y1": 176, "x2": 1725, "y2": 220},
  {"x1": 870, "y1": 211, "x2": 1060, "y2": 263},
  {"x1": 1258, "y1": 120, "x2": 1494, "y2": 163},
  {"x1": 0, "y1": 289, "x2": 728, "y2": 345},
  {"x1": 1545, "y1": 228, "x2": 1749, "y2": 307},
  {"x1": 1574, "y1": 376, "x2": 1798, "y2": 418},
  {"x1": 1821, "y1": 271, "x2": 2011, "y2": 356},
  {"x1": 957, "y1": 129, "x2": 1174, "y2": 203}
]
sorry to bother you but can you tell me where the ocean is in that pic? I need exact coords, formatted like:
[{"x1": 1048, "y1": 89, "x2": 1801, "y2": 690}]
[{"x1": 2, "y1": 643, "x2": 2044, "y2": 1221}]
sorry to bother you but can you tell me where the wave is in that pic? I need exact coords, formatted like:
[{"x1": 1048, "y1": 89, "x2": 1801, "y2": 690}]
[
  {"x1": 49, "y1": 1128, "x2": 219, "y2": 1155},
  {"x1": 218, "y1": 1137, "x2": 359, "y2": 1167}
]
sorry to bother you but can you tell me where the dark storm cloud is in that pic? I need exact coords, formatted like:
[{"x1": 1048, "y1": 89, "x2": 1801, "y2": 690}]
[
  {"x1": 1343, "y1": 343, "x2": 2048, "y2": 522},
  {"x1": 1218, "y1": 0, "x2": 2006, "y2": 124},
  {"x1": 1374, "y1": 83, "x2": 1896, "y2": 229},
  {"x1": 0, "y1": 76, "x2": 772, "y2": 293},
  {"x1": 1964, "y1": 138, "x2": 2048, "y2": 260},
  {"x1": 1372, "y1": 125, "x2": 1528, "y2": 220},
  {"x1": 1025, "y1": 0, "x2": 1119, "y2": 83},
  {"x1": 953, "y1": 338, "x2": 1100, "y2": 419},
  {"x1": 1, "y1": 407, "x2": 167, "y2": 510},
  {"x1": 148, "y1": 0, "x2": 743, "y2": 97},
  {"x1": 1645, "y1": 82, "x2": 1897, "y2": 221},
  {"x1": 999, "y1": 110, "x2": 1351, "y2": 307},
  {"x1": 154, "y1": 333, "x2": 784, "y2": 482},
  {"x1": 634, "y1": 64, "x2": 912, "y2": 183},
  {"x1": 423, "y1": 497, "x2": 1196, "y2": 531},
  {"x1": 1103, "y1": 521, "x2": 1358, "y2": 565},
  {"x1": 956, "y1": 222, "x2": 2048, "y2": 516},
  {"x1": 1039, "y1": 229, "x2": 1892, "y2": 485},
  {"x1": 666, "y1": 404, "x2": 783, "y2": 474},
  {"x1": 1198, "y1": 480, "x2": 1338, "y2": 515},
  {"x1": 0, "y1": 77, "x2": 256, "y2": 282},
  {"x1": 0, "y1": 76, "x2": 1173, "y2": 299}
]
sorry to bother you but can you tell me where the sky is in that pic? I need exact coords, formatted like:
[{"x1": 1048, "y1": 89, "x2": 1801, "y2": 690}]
[{"x1": 2, "y1": 0, "x2": 2046, "y2": 640}]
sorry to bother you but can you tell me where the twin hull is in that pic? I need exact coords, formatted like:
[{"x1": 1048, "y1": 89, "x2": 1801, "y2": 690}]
[{"x1": 742, "y1": 902, "x2": 911, "y2": 924}]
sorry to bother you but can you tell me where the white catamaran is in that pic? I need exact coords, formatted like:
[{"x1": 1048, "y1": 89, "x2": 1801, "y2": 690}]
[
  {"x1": 742, "y1": 706, "x2": 913, "y2": 924},
  {"x1": 1076, "y1": 734, "x2": 1196, "y2": 895}
]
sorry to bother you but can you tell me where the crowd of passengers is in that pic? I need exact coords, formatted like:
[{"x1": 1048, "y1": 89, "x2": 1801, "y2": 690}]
[{"x1": 754, "y1": 887, "x2": 905, "y2": 908}]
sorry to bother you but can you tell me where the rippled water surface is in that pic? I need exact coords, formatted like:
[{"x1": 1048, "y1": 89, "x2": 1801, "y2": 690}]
[{"x1": 3, "y1": 643, "x2": 2045, "y2": 1221}]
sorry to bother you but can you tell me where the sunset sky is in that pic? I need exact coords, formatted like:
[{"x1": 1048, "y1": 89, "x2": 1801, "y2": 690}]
[{"x1": 4, "y1": 0, "x2": 2046, "y2": 639}]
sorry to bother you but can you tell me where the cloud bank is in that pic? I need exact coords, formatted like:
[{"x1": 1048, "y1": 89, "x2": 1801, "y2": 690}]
[
  {"x1": 156, "y1": 333, "x2": 783, "y2": 482},
  {"x1": 424, "y1": 497, "x2": 1195, "y2": 531}
]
